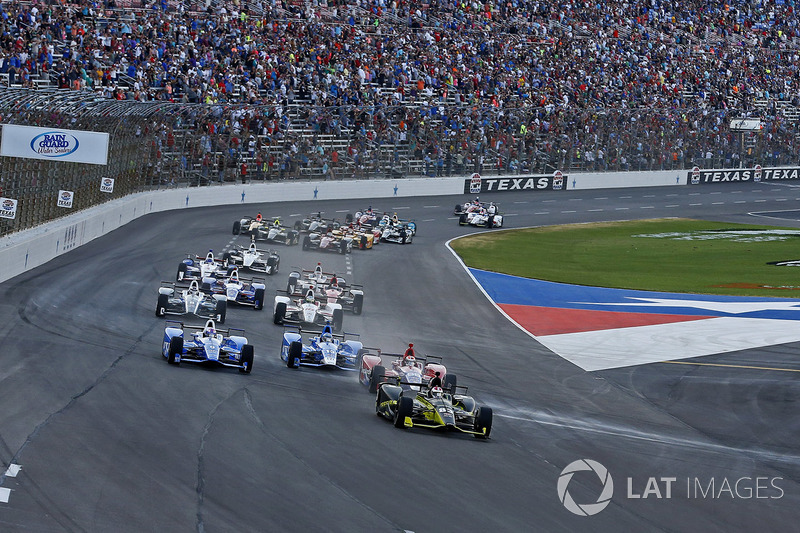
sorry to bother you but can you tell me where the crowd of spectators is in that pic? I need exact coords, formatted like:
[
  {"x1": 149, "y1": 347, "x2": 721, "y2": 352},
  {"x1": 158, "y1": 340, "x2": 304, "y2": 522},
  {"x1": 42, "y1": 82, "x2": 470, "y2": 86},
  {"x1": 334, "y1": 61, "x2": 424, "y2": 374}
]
[{"x1": 0, "y1": 0, "x2": 799, "y2": 180}]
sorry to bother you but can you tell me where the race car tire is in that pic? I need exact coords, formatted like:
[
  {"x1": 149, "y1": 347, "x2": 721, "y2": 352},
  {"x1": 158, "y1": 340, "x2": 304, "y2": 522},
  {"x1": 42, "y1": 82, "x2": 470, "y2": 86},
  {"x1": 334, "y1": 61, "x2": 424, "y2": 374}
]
[
  {"x1": 346, "y1": 213, "x2": 353, "y2": 223},
  {"x1": 290, "y1": 232, "x2": 300, "y2": 246},
  {"x1": 458, "y1": 214, "x2": 467, "y2": 226},
  {"x1": 233, "y1": 221, "x2": 241, "y2": 235},
  {"x1": 273, "y1": 302, "x2": 286, "y2": 325},
  {"x1": 369, "y1": 365, "x2": 385, "y2": 394},
  {"x1": 332, "y1": 308, "x2": 344, "y2": 332},
  {"x1": 267, "y1": 257, "x2": 279, "y2": 275},
  {"x1": 302, "y1": 235, "x2": 311, "y2": 251},
  {"x1": 474, "y1": 406, "x2": 493, "y2": 438},
  {"x1": 222, "y1": 252, "x2": 232, "y2": 264},
  {"x1": 215, "y1": 299, "x2": 227, "y2": 324},
  {"x1": 486, "y1": 216, "x2": 494, "y2": 229},
  {"x1": 156, "y1": 294, "x2": 169, "y2": 317},
  {"x1": 177, "y1": 263, "x2": 188, "y2": 282},
  {"x1": 443, "y1": 373, "x2": 457, "y2": 393},
  {"x1": 400, "y1": 230, "x2": 407, "y2": 244},
  {"x1": 394, "y1": 396, "x2": 414, "y2": 429},
  {"x1": 286, "y1": 278, "x2": 296, "y2": 294},
  {"x1": 294, "y1": 220, "x2": 303, "y2": 230},
  {"x1": 254, "y1": 288, "x2": 265, "y2": 310},
  {"x1": 339, "y1": 240, "x2": 347, "y2": 255},
  {"x1": 239, "y1": 344, "x2": 254, "y2": 374},
  {"x1": 454, "y1": 204, "x2": 462, "y2": 214},
  {"x1": 287, "y1": 340, "x2": 302, "y2": 369},
  {"x1": 167, "y1": 336, "x2": 183, "y2": 365},
  {"x1": 360, "y1": 236, "x2": 367, "y2": 249},
  {"x1": 353, "y1": 294, "x2": 363, "y2": 315}
]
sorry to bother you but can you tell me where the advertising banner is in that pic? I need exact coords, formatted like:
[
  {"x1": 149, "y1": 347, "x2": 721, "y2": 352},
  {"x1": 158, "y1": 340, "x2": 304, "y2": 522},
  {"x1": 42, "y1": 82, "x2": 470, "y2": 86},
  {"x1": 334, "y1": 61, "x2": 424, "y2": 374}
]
[
  {"x1": 0, "y1": 124, "x2": 109, "y2": 165},
  {"x1": 687, "y1": 167, "x2": 800, "y2": 184},
  {"x1": 100, "y1": 177, "x2": 115, "y2": 193},
  {"x1": 0, "y1": 197, "x2": 17, "y2": 219},
  {"x1": 57, "y1": 190, "x2": 74, "y2": 208},
  {"x1": 463, "y1": 171, "x2": 568, "y2": 194}
]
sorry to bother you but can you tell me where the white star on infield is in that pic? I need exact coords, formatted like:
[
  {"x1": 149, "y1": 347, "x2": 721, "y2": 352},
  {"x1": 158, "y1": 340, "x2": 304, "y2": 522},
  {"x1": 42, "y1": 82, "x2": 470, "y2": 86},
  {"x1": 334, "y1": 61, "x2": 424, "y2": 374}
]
[{"x1": 573, "y1": 297, "x2": 800, "y2": 315}]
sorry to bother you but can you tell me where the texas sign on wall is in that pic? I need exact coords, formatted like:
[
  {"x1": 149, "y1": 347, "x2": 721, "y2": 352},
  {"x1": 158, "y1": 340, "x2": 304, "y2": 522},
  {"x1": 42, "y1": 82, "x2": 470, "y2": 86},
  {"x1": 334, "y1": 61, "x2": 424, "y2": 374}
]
[
  {"x1": 0, "y1": 124, "x2": 109, "y2": 165},
  {"x1": 687, "y1": 165, "x2": 800, "y2": 184},
  {"x1": 464, "y1": 171, "x2": 567, "y2": 194}
]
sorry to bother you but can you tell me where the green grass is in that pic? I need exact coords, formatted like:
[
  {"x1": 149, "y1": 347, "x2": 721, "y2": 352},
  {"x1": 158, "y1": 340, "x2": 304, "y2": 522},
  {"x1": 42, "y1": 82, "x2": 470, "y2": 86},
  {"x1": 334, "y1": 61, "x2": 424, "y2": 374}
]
[{"x1": 451, "y1": 218, "x2": 800, "y2": 297}]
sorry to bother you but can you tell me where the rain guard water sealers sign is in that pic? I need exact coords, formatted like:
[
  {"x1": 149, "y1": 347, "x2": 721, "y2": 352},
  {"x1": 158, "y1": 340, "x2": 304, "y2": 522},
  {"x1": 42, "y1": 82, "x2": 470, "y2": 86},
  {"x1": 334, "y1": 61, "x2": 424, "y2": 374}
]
[
  {"x1": 0, "y1": 124, "x2": 109, "y2": 165},
  {"x1": 0, "y1": 197, "x2": 17, "y2": 219}
]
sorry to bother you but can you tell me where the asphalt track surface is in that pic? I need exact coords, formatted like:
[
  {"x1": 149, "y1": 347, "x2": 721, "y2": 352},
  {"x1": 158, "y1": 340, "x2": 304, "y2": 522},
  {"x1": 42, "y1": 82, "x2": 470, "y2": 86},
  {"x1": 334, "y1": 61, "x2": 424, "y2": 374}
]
[{"x1": 1, "y1": 182, "x2": 799, "y2": 532}]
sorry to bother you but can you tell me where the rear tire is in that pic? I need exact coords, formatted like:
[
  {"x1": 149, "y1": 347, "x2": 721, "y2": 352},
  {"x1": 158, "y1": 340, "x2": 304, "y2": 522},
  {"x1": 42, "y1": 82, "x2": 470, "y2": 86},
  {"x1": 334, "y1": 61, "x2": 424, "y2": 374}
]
[
  {"x1": 177, "y1": 263, "x2": 188, "y2": 281},
  {"x1": 273, "y1": 302, "x2": 286, "y2": 324},
  {"x1": 369, "y1": 365, "x2": 385, "y2": 394},
  {"x1": 394, "y1": 396, "x2": 414, "y2": 428},
  {"x1": 267, "y1": 257, "x2": 278, "y2": 275},
  {"x1": 215, "y1": 299, "x2": 227, "y2": 324},
  {"x1": 167, "y1": 336, "x2": 183, "y2": 365},
  {"x1": 443, "y1": 373, "x2": 457, "y2": 393},
  {"x1": 239, "y1": 344, "x2": 254, "y2": 374},
  {"x1": 233, "y1": 221, "x2": 241, "y2": 235},
  {"x1": 332, "y1": 308, "x2": 344, "y2": 332},
  {"x1": 302, "y1": 235, "x2": 311, "y2": 251},
  {"x1": 287, "y1": 340, "x2": 302, "y2": 368},
  {"x1": 156, "y1": 294, "x2": 169, "y2": 317}
]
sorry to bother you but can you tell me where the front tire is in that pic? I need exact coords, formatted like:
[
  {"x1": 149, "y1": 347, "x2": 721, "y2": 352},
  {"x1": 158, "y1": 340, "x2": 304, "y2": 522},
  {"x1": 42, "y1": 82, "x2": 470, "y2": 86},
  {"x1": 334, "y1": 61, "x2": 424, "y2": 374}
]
[
  {"x1": 233, "y1": 220, "x2": 241, "y2": 235},
  {"x1": 332, "y1": 308, "x2": 344, "y2": 332},
  {"x1": 254, "y1": 288, "x2": 265, "y2": 310},
  {"x1": 287, "y1": 340, "x2": 302, "y2": 368},
  {"x1": 474, "y1": 406, "x2": 493, "y2": 438},
  {"x1": 239, "y1": 344, "x2": 254, "y2": 374},
  {"x1": 167, "y1": 336, "x2": 183, "y2": 365},
  {"x1": 215, "y1": 299, "x2": 227, "y2": 324},
  {"x1": 156, "y1": 294, "x2": 169, "y2": 317},
  {"x1": 369, "y1": 365, "x2": 385, "y2": 394},
  {"x1": 394, "y1": 396, "x2": 414, "y2": 428},
  {"x1": 273, "y1": 302, "x2": 287, "y2": 324},
  {"x1": 353, "y1": 294, "x2": 363, "y2": 315},
  {"x1": 458, "y1": 213, "x2": 467, "y2": 226}
]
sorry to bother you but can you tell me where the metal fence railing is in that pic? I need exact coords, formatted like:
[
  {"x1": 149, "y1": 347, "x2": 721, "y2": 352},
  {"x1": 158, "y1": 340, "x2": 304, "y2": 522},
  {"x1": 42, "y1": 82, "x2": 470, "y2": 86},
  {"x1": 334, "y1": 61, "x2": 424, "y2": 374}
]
[{"x1": 0, "y1": 87, "x2": 797, "y2": 238}]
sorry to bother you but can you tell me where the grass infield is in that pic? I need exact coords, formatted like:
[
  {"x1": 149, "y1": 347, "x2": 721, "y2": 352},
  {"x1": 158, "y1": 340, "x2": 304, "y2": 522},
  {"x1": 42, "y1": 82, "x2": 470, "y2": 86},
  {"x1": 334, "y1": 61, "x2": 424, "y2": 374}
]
[{"x1": 451, "y1": 218, "x2": 800, "y2": 297}]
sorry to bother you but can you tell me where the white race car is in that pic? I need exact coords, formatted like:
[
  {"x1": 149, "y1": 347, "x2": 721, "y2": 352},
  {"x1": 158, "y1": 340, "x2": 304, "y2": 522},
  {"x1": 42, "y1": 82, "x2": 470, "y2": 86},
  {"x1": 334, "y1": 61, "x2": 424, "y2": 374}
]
[
  {"x1": 458, "y1": 202, "x2": 503, "y2": 228},
  {"x1": 223, "y1": 240, "x2": 280, "y2": 275},
  {"x1": 273, "y1": 288, "x2": 344, "y2": 331}
]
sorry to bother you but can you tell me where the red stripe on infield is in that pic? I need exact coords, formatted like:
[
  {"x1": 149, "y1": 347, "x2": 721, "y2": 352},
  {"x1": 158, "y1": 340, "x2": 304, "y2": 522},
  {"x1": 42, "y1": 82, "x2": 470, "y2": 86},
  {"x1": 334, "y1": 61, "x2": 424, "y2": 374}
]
[{"x1": 499, "y1": 304, "x2": 715, "y2": 336}]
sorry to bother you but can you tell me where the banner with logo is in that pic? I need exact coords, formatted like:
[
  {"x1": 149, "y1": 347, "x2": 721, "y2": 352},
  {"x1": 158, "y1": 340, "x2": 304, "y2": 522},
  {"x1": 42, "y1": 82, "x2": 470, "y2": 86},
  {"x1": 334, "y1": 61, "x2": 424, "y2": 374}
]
[
  {"x1": 0, "y1": 197, "x2": 17, "y2": 219},
  {"x1": 57, "y1": 190, "x2": 74, "y2": 208},
  {"x1": 0, "y1": 124, "x2": 109, "y2": 165},
  {"x1": 687, "y1": 166, "x2": 800, "y2": 185},
  {"x1": 100, "y1": 177, "x2": 115, "y2": 193},
  {"x1": 463, "y1": 171, "x2": 567, "y2": 194}
]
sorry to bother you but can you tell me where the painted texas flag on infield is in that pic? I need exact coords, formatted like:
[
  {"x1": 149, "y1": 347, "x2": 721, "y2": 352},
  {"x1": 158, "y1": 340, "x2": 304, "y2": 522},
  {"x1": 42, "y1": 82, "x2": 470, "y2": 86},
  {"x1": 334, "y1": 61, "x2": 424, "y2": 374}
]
[{"x1": 470, "y1": 269, "x2": 800, "y2": 371}]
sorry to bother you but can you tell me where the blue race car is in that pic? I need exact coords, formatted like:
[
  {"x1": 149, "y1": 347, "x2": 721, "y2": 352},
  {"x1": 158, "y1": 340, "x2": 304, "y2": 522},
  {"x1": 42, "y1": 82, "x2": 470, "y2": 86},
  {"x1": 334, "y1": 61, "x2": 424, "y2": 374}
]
[
  {"x1": 280, "y1": 322, "x2": 362, "y2": 370},
  {"x1": 203, "y1": 268, "x2": 267, "y2": 310},
  {"x1": 163, "y1": 319, "x2": 254, "y2": 373}
]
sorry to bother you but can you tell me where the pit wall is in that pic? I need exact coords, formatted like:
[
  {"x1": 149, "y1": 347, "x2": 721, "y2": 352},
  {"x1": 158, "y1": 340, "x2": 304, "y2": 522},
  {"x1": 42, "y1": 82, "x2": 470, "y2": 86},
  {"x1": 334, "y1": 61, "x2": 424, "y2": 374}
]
[{"x1": 0, "y1": 169, "x2": 686, "y2": 283}]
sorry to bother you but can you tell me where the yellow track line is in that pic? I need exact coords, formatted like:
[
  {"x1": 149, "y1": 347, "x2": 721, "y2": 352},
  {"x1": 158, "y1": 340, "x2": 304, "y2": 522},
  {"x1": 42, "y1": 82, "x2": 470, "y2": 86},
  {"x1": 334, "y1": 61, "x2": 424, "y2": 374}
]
[{"x1": 662, "y1": 360, "x2": 800, "y2": 373}]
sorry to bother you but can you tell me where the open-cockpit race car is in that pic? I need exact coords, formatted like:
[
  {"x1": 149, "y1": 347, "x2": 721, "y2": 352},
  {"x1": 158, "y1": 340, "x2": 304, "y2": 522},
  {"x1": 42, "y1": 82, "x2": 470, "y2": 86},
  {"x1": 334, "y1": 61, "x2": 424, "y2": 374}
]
[
  {"x1": 301, "y1": 230, "x2": 354, "y2": 254},
  {"x1": 162, "y1": 319, "x2": 254, "y2": 373},
  {"x1": 456, "y1": 199, "x2": 503, "y2": 228},
  {"x1": 223, "y1": 239, "x2": 280, "y2": 275},
  {"x1": 293, "y1": 212, "x2": 342, "y2": 234},
  {"x1": 280, "y1": 322, "x2": 363, "y2": 370},
  {"x1": 286, "y1": 263, "x2": 364, "y2": 315},
  {"x1": 177, "y1": 250, "x2": 234, "y2": 282},
  {"x1": 273, "y1": 287, "x2": 344, "y2": 331},
  {"x1": 203, "y1": 269, "x2": 267, "y2": 310},
  {"x1": 156, "y1": 279, "x2": 228, "y2": 323},
  {"x1": 359, "y1": 344, "x2": 455, "y2": 393},
  {"x1": 233, "y1": 215, "x2": 300, "y2": 245},
  {"x1": 375, "y1": 379, "x2": 492, "y2": 438}
]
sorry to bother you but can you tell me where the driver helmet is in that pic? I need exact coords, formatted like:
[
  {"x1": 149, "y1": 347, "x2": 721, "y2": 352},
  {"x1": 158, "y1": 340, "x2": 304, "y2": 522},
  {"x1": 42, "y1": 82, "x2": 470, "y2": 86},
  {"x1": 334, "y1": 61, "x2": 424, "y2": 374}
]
[
  {"x1": 320, "y1": 332, "x2": 333, "y2": 343},
  {"x1": 204, "y1": 326, "x2": 215, "y2": 337},
  {"x1": 430, "y1": 386, "x2": 443, "y2": 398},
  {"x1": 403, "y1": 355, "x2": 416, "y2": 367},
  {"x1": 305, "y1": 293, "x2": 315, "y2": 303},
  {"x1": 256, "y1": 212, "x2": 262, "y2": 221},
  {"x1": 273, "y1": 218, "x2": 281, "y2": 227}
]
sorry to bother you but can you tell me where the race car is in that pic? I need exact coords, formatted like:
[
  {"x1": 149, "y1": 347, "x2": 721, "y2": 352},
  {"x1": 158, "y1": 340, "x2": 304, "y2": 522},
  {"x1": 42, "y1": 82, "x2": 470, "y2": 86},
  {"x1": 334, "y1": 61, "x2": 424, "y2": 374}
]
[
  {"x1": 359, "y1": 344, "x2": 455, "y2": 393},
  {"x1": 458, "y1": 202, "x2": 503, "y2": 228},
  {"x1": 223, "y1": 240, "x2": 280, "y2": 275},
  {"x1": 379, "y1": 223, "x2": 413, "y2": 244},
  {"x1": 454, "y1": 197, "x2": 487, "y2": 215},
  {"x1": 273, "y1": 287, "x2": 344, "y2": 331},
  {"x1": 285, "y1": 264, "x2": 365, "y2": 315},
  {"x1": 203, "y1": 269, "x2": 267, "y2": 310},
  {"x1": 155, "y1": 279, "x2": 228, "y2": 323},
  {"x1": 280, "y1": 322, "x2": 363, "y2": 370},
  {"x1": 301, "y1": 231, "x2": 354, "y2": 254},
  {"x1": 375, "y1": 381, "x2": 492, "y2": 438},
  {"x1": 176, "y1": 250, "x2": 233, "y2": 282},
  {"x1": 378, "y1": 213, "x2": 417, "y2": 236},
  {"x1": 162, "y1": 319, "x2": 254, "y2": 373},
  {"x1": 293, "y1": 212, "x2": 341, "y2": 234},
  {"x1": 233, "y1": 216, "x2": 300, "y2": 245}
]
